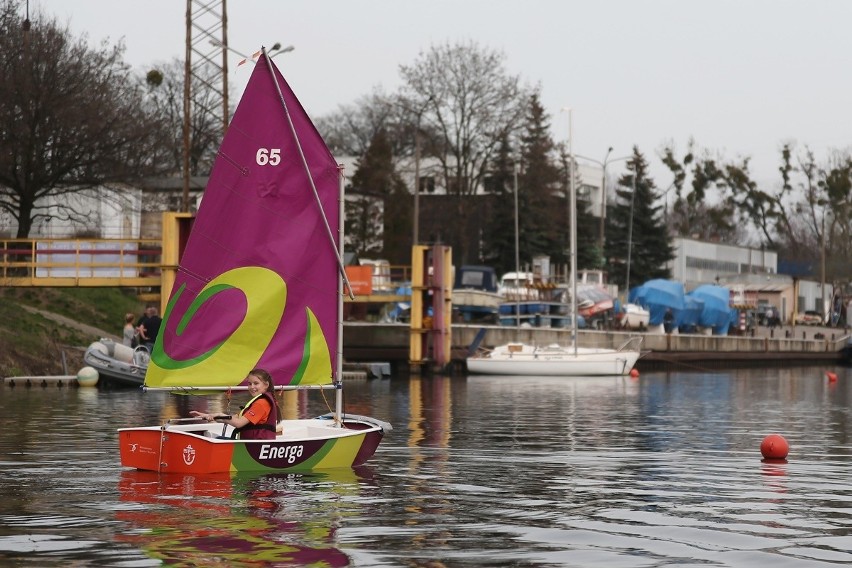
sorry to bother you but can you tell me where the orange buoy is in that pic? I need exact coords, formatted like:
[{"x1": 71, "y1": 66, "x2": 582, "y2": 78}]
[
  {"x1": 825, "y1": 371, "x2": 838, "y2": 382},
  {"x1": 629, "y1": 369, "x2": 639, "y2": 378},
  {"x1": 760, "y1": 434, "x2": 789, "y2": 460}
]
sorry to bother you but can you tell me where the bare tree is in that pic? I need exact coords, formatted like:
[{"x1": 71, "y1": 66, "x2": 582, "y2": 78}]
[
  {"x1": 143, "y1": 58, "x2": 223, "y2": 176},
  {"x1": 782, "y1": 147, "x2": 852, "y2": 283},
  {"x1": 0, "y1": 1, "x2": 171, "y2": 238},
  {"x1": 659, "y1": 141, "x2": 745, "y2": 242},
  {"x1": 399, "y1": 41, "x2": 531, "y2": 263},
  {"x1": 315, "y1": 89, "x2": 407, "y2": 158}
]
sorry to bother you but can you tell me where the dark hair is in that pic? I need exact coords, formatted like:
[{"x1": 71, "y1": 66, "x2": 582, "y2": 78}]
[{"x1": 248, "y1": 368, "x2": 281, "y2": 420}]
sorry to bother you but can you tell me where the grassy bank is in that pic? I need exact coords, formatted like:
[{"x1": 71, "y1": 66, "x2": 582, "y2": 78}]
[{"x1": 0, "y1": 287, "x2": 148, "y2": 377}]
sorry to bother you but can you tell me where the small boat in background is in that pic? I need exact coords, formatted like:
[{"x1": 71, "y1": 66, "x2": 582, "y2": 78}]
[
  {"x1": 466, "y1": 337, "x2": 643, "y2": 376},
  {"x1": 618, "y1": 303, "x2": 650, "y2": 330},
  {"x1": 453, "y1": 265, "x2": 501, "y2": 323},
  {"x1": 467, "y1": 110, "x2": 643, "y2": 376},
  {"x1": 82, "y1": 338, "x2": 149, "y2": 388}
]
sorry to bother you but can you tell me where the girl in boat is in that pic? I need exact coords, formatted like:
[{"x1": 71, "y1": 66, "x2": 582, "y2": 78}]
[{"x1": 191, "y1": 369, "x2": 281, "y2": 439}]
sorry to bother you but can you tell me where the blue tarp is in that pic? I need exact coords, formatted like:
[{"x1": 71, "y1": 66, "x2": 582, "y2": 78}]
[
  {"x1": 678, "y1": 295, "x2": 704, "y2": 330},
  {"x1": 690, "y1": 284, "x2": 733, "y2": 335},
  {"x1": 629, "y1": 279, "x2": 686, "y2": 326}
]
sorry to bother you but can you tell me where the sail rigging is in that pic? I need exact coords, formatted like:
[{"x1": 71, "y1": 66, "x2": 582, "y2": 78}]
[{"x1": 146, "y1": 51, "x2": 341, "y2": 389}]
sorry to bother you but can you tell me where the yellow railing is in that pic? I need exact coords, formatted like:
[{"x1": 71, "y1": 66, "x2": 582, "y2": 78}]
[
  {"x1": 0, "y1": 238, "x2": 163, "y2": 288},
  {"x1": 0, "y1": 239, "x2": 415, "y2": 301}
]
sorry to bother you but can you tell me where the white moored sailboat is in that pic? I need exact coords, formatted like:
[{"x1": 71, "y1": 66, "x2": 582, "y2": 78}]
[{"x1": 466, "y1": 110, "x2": 642, "y2": 376}]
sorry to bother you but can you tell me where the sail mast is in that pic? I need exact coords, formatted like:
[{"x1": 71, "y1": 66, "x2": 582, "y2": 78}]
[
  {"x1": 260, "y1": 49, "x2": 354, "y2": 300},
  {"x1": 513, "y1": 162, "x2": 521, "y2": 332},
  {"x1": 568, "y1": 108, "x2": 578, "y2": 356},
  {"x1": 334, "y1": 167, "x2": 345, "y2": 426}
]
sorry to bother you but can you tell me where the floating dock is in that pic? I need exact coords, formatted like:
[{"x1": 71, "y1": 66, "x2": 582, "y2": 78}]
[{"x1": 2, "y1": 375, "x2": 79, "y2": 387}]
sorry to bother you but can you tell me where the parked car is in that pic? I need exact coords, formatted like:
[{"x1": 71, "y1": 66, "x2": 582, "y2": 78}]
[{"x1": 796, "y1": 310, "x2": 824, "y2": 326}]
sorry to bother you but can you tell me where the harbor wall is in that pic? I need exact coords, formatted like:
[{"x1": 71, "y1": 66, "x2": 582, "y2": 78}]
[{"x1": 342, "y1": 322, "x2": 851, "y2": 373}]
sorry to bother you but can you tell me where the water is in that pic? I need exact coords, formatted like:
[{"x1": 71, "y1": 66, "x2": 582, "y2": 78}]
[{"x1": 2, "y1": 367, "x2": 852, "y2": 567}]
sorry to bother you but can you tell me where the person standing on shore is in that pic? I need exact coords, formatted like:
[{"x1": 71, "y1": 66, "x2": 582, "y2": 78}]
[
  {"x1": 136, "y1": 306, "x2": 162, "y2": 351},
  {"x1": 122, "y1": 313, "x2": 138, "y2": 347}
]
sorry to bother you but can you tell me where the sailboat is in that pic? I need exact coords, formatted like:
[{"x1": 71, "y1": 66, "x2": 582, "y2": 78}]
[
  {"x1": 466, "y1": 110, "x2": 642, "y2": 376},
  {"x1": 118, "y1": 49, "x2": 391, "y2": 474}
]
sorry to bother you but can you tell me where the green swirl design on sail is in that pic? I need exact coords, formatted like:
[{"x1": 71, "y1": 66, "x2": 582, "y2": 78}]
[
  {"x1": 291, "y1": 309, "x2": 333, "y2": 385},
  {"x1": 146, "y1": 266, "x2": 287, "y2": 387}
]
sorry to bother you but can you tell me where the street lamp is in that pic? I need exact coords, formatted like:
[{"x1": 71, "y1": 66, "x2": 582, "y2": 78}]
[
  {"x1": 269, "y1": 43, "x2": 296, "y2": 59},
  {"x1": 409, "y1": 97, "x2": 432, "y2": 246},
  {"x1": 209, "y1": 39, "x2": 294, "y2": 60},
  {"x1": 624, "y1": 171, "x2": 638, "y2": 297},
  {"x1": 819, "y1": 203, "x2": 831, "y2": 324},
  {"x1": 574, "y1": 150, "x2": 630, "y2": 253}
]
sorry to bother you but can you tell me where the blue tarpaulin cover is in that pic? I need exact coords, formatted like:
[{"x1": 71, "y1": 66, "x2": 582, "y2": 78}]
[
  {"x1": 629, "y1": 279, "x2": 685, "y2": 326},
  {"x1": 689, "y1": 284, "x2": 733, "y2": 335},
  {"x1": 679, "y1": 295, "x2": 705, "y2": 329}
]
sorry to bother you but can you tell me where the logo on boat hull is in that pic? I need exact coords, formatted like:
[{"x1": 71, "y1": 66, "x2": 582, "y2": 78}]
[{"x1": 182, "y1": 444, "x2": 197, "y2": 466}]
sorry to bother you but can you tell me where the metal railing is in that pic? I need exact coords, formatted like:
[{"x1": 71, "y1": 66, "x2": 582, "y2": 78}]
[
  {"x1": 0, "y1": 238, "x2": 163, "y2": 287},
  {"x1": 0, "y1": 239, "x2": 415, "y2": 300}
]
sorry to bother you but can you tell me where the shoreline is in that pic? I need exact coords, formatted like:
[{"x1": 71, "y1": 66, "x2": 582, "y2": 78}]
[{"x1": 342, "y1": 321, "x2": 852, "y2": 374}]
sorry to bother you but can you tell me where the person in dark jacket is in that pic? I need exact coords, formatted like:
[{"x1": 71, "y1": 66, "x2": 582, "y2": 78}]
[
  {"x1": 136, "y1": 306, "x2": 162, "y2": 351},
  {"x1": 663, "y1": 308, "x2": 675, "y2": 334}
]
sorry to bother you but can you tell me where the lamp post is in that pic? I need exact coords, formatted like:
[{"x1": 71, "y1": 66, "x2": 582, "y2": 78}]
[
  {"x1": 269, "y1": 43, "x2": 296, "y2": 58},
  {"x1": 413, "y1": 119, "x2": 421, "y2": 246},
  {"x1": 574, "y1": 151, "x2": 630, "y2": 254},
  {"x1": 210, "y1": 39, "x2": 294, "y2": 60},
  {"x1": 410, "y1": 97, "x2": 432, "y2": 246},
  {"x1": 821, "y1": 208, "x2": 827, "y2": 323},
  {"x1": 624, "y1": 171, "x2": 638, "y2": 298}
]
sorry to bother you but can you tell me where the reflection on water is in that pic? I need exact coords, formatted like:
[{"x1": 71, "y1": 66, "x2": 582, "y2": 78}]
[
  {"x1": 1, "y1": 367, "x2": 851, "y2": 566},
  {"x1": 116, "y1": 469, "x2": 358, "y2": 567}
]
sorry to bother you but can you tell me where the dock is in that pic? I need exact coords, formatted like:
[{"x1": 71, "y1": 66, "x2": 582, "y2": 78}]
[
  {"x1": 2, "y1": 375, "x2": 80, "y2": 387},
  {"x1": 342, "y1": 322, "x2": 852, "y2": 373}
]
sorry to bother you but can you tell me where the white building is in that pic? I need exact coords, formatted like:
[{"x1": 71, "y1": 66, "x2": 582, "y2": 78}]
[
  {"x1": 668, "y1": 237, "x2": 777, "y2": 290},
  {"x1": 1, "y1": 184, "x2": 143, "y2": 239},
  {"x1": 668, "y1": 237, "x2": 831, "y2": 323}
]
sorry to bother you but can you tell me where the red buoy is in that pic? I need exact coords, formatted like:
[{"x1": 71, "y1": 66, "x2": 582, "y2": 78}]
[
  {"x1": 825, "y1": 371, "x2": 838, "y2": 382},
  {"x1": 629, "y1": 369, "x2": 640, "y2": 378},
  {"x1": 760, "y1": 434, "x2": 789, "y2": 460}
]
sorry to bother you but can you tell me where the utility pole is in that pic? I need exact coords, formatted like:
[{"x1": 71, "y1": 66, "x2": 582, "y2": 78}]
[{"x1": 183, "y1": 0, "x2": 229, "y2": 212}]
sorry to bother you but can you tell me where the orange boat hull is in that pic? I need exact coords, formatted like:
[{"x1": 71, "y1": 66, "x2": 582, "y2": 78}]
[{"x1": 119, "y1": 418, "x2": 385, "y2": 474}]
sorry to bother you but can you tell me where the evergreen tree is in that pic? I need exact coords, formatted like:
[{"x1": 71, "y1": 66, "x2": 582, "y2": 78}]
[
  {"x1": 348, "y1": 130, "x2": 411, "y2": 263},
  {"x1": 518, "y1": 94, "x2": 562, "y2": 270},
  {"x1": 605, "y1": 147, "x2": 674, "y2": 292},
  {"x1": 575, "y1": 188, "x2": 600, "y2": 270},
  {"x1": 481, "y1": 134, "x2": 517, "y2": 276}
]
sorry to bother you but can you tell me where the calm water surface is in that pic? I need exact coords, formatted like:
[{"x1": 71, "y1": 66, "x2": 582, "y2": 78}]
[{"x1": 2, "y1": 367, "x2": 852, "y2": 567}]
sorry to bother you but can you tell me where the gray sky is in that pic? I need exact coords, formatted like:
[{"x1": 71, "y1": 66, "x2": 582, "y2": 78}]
[{"x1": 38, "y1": 0, "x2": 852, "y2": 189}]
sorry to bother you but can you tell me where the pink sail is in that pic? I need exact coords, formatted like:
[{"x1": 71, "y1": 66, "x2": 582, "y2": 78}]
[{"x1": 146, "y1": 54, "x2": 341, "y2": 388}]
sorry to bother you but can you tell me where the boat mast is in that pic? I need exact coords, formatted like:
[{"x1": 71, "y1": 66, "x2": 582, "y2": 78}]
[
  {"x1": 260, "y1": 48, "x2": 354, "y2": 301},
  {"x1": 568, "y1": 109, "x2": 578, "y2": 355},
  {"x1": 513, "y1": 162, "x2": 521, "y2": 332},
  {"x1": 335, "y1": 167, "x2": 345, "y2": 425},
  {"x1": 260, "y1": 49, "x2": 346, "y2": 423}
]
